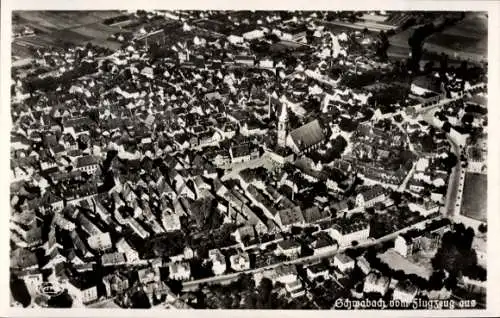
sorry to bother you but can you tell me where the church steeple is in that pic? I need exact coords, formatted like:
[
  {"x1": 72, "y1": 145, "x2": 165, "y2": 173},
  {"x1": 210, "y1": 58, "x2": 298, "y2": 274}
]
[{"x1": 277, "y1": 103, "x2": 288, "y2": 148}]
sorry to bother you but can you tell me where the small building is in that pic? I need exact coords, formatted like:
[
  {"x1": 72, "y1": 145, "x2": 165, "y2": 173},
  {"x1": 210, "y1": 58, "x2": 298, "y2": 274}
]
[
  {"x1": 356, "y1": 185, "x2": 386, "y2": 208},
  {"x1": 333, "y1": 253, "x2": 355, "y2": 273},
  {"x1": 408, "y1": 200, "x2": 440, "y2": 217},
  {"x1": 356, "y1": 255, "x2": 371, "y2": 275},
  {"x1": 87, "y1": 232, "x2": 113, "y2": 252},
  {"x1": 329, "y1": 222, "x2": 370, "y2": 247},
  {"x1": 116, "y1": 237, "x2": 140, "y2": 263},
  {"x1": 285, "y1": 280, "x2": 306, "y2": 298},
  {"x1": 277, "y1": 239, "x2": 301, "y2": 258},
  {"x1": 306, "y1": 262, "x2": 330, "y2": 281},
  {"x1": 169, "y1": 262, "x2": 191, "y2": 281},
  {"x1": 392, "y1": 279, "x2": 418, "y2": 304},
  {"x1": 363, "y1": 271, "x2": 390, "y2": 296},
  {"x1": 229, "y1": 252, "x2": 251, "y2": 272},
  {"x1": 75, "y1": 155, "x2": 99, "y2": 175},
  {"x1": 310, "y1": 231, "x2": 338, "y2": 255},
  {"x1": 208, "y1": 249, "x2": 227, "y2": 276},
  {"x1": 103, "y1": 273, "x2": 129, "y2": 297},
  {"x1": 67, "y1": 279, "x2": 98, "y2": 305},
  {"x1": 101, "y1": 252, "x2": 127, "y2": 267}
]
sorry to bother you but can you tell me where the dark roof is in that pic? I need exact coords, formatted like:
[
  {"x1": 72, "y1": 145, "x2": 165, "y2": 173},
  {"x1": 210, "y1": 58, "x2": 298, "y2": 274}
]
[
  {"x1": 278, "y1": 206, "x2": 305, "y2": 226},
  {"x1": 278, "y1": 239, "x2": 301, "y2": 250},
  {"x1": 307, "y1": 262, "x2": 329, "y2": 274},
  {"x1": 312, "y1": 232, "x2": 336, "y2": 249},
  {"x1": 11, "y1": 248, "x2": 38, "y2": 269},
  {"x1": 76, "y1": 155, "x2": 98, "y2": 168},
  {"x1": 289, "y1": 120, "x2": 325, "y2": 151},
  {"x1": 303, "y1": 206, "x2": 329, "y2": 223},
  {"x1": 360, "y1": 185, "x2": 386, "y2": 201}
]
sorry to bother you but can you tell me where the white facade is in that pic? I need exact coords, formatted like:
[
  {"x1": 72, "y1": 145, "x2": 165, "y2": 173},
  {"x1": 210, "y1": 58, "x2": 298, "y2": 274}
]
[
  {"x1": 408, "y1": 202, "x2": 440, "y2": 217},
  {"x1": 169, "y1": 262, "x2": 191, "y2": 281},
  {"x1": 87, "y1": 232, "x2": 113, "y2": 252},
  {"x1": 230, "y1": 253, "x2": 251, "y2": 271},
  {"x1": 333, "y1": 255, "x2": 355, "y2": 273},
  {"x1": 328, "y1": 226, "x2": 370, "y2": 247},
  {"x1": 208, "y1": 249, "x2": 227, "y2": 276},
  {"x1": 116, "y1": 238, "x2": 139, "y2": 263},
  {"x1": 394, "y1": 236, "x2": 409, "y2": 257},
  {"x1": 392, "y1": 286, "x2": 418, "y2": 304},
  {"x1": 243, "y1": 30, "x2": 265, "y2": 40}
]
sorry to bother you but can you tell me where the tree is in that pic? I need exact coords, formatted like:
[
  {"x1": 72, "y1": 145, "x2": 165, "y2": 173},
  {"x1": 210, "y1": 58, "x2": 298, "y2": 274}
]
[
  {"x1": 10, "y1": 277, "x2": 31, "y2": 307},
  {"x1": 47, "y1": 290, "x2": 73, "y2": 308},
  {"x1": 130, "y1": 290, "x2": 151, "y2": 308},
  {"x1": 478, "y1": 223, "x2": 487, "y2": 234}
]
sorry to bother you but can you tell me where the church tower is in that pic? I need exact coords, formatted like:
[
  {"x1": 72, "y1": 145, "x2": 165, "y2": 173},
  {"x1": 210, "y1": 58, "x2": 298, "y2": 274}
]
[{"x1": 277, "y1": 103, "x2": 288, "y2": 148}]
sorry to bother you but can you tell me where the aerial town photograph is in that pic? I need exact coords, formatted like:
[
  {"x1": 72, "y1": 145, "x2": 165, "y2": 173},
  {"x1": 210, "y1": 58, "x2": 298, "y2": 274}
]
[{"x1": 9, "y1": 10, "x2": 488, "y2": 310}]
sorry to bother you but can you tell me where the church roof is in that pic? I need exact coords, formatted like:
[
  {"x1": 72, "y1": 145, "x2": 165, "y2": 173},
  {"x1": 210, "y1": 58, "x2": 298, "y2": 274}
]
[{"x1": 289, "y1": 119, "x2": 325, "y2": 151}]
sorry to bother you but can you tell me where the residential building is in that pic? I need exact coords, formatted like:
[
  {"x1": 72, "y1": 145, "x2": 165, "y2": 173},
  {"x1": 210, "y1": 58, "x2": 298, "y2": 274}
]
[
  {"x1": 328, "y1": 222, "x2": 370, "y2": 247},
  {"x1": 229, "y1": 252, "x2": 251, "y2": 272},
  {"x1": 392, "y1": 280, "x2": 418, "y2": 304},
  {"x1": 333, "y1": 253, "x2": 355, "y2": 273},
  {"x1": 87, "y1": 232, "x2": 113, "y2": 252},
  {"x1": 277, "y1": 239, "x2": 301, "y2": 258},
  {"x1": 66, "y1": 279, "x2": 98, "y2": 305},
  {"x1": 356, "y1": 185, "x2": 386, "y2": 208},
  {"x1": 363, "y1": 271, "x2": 390, "y2": 296},
  {"x1": 394, "y1": 219, "x2": 450, "y2": 257},
  {"x1": 101, "y1": 252, "x2": 127, "y2": 267},
  {"x1": 168, "y1": 262, "x2": 191, "y2": 281},
  {"x1": 208, "y1": 249, "x2": 227, "y2": 276},
  {"x1": 102, "y1": 273, "x2": 129, "y2": 297},
  {"x1": 310, "y1": 231, "x2": 338, "y2": 255},
  {"x1": 116, "y1": 237, "x2": 140, "y2": 263},
  {"x1": 306, "y1": 262, "x2": 330, "y2": 281}
]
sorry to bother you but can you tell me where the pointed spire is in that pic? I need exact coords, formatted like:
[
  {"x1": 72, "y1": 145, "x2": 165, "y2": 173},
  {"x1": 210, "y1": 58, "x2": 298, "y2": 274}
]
[{"x1": 279, "y1": 102, "x2": 288, "y2": 123}]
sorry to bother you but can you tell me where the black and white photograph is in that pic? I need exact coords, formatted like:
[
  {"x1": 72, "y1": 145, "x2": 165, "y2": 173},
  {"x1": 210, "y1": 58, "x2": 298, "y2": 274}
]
[{"x1": 3, "y1": 2, "x2": 498, "y2": 315}]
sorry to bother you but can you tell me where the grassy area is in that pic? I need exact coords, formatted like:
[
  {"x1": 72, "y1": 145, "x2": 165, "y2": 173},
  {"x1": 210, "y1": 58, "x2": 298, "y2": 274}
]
[
  {"x1": 12, "y1": 11, "x2": 124, "y2": 58},
  {"x1": 460, "y1": 172, "x2": 487, "y2": 222},
  {"x1": 424, "y1": 13, "x2": 487, "y2": 62},
  {"x1": 378, "y1": 248, "x2": 432, "y2": 280}
]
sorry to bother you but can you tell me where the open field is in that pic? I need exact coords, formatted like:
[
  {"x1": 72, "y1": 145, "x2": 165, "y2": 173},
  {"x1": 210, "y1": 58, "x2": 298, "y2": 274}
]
[
  {"x1": 378, "y1": 248, "x2": 432, "y2": 280},
  {"x1": 388, "y1": 26, "x2": 418, "y2": 59},
  {"x1": 14, "y1": 11, "x2": 123, "y2": 31},
  {"x1": 460, "y1": 172, "x2": 487, "y2": 223},
  {"x1": 12, "y1": 11, "x2": 124, "y2": 59},
  {"x1": 424, "y1": 13, "x2": 487, "y2": 63}
]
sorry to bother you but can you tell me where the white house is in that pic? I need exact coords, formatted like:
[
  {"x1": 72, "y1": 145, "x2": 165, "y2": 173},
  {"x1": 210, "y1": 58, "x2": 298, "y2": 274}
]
[
  {"x1": 408, "y1": 200, "x2": 440, "y2": 217},
  {"x1": 306, "y1": 263, "x2": 330, "y2": 281},
  {"x1": 230, "y1": 252, "x2": 251, "y2": 272},
  {"x1": 116, "y1": 238, "x2": 140, "y2": 263},
  {"x1": 363, "y1": 271, "x2": 390, "y2": 296},
  {"x1": 333, "y1": 253, "x2": 355, "y2": 273},
  {"x1": 67, "y1": 281, "x2": 98, "y2": 305},
  {"x1": 169, "y1": 262, "x2": 191, "y2": 281},
  {"x1": 356, "y1": 185, "x2": 386, "y2": 208},
  {"x1": 328, "y1": 223, "x2": 370, "y2": 247},
  {"x1": 208, "y1": 249, "x2": 227, "y2": 276},
  {"x1": 87, "y1": 232, "x2": 113, "y2": 252},
  {"x1": 277, "y1": 240, "x2": 301, "y2": 258}
]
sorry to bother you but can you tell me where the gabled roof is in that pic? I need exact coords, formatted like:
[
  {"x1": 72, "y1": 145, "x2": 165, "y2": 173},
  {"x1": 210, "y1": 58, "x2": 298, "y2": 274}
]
[
  {"x1": 278, "y1": 206, "x2": 305, "y2": 226},
  {"x1": 289, "y1": 119, "x2": 325, "y2": 151}
]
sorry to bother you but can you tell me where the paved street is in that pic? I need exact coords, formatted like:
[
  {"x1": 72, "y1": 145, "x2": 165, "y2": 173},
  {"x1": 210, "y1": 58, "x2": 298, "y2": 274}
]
[{"x1": 182, "y1": 216, "x2": 441, "y2": 291}]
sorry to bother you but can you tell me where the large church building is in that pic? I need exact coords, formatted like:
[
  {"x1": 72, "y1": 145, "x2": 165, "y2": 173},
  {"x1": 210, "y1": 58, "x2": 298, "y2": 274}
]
[{"x1": 277, "y1": 103, "x2": 326, "y2": 155}]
